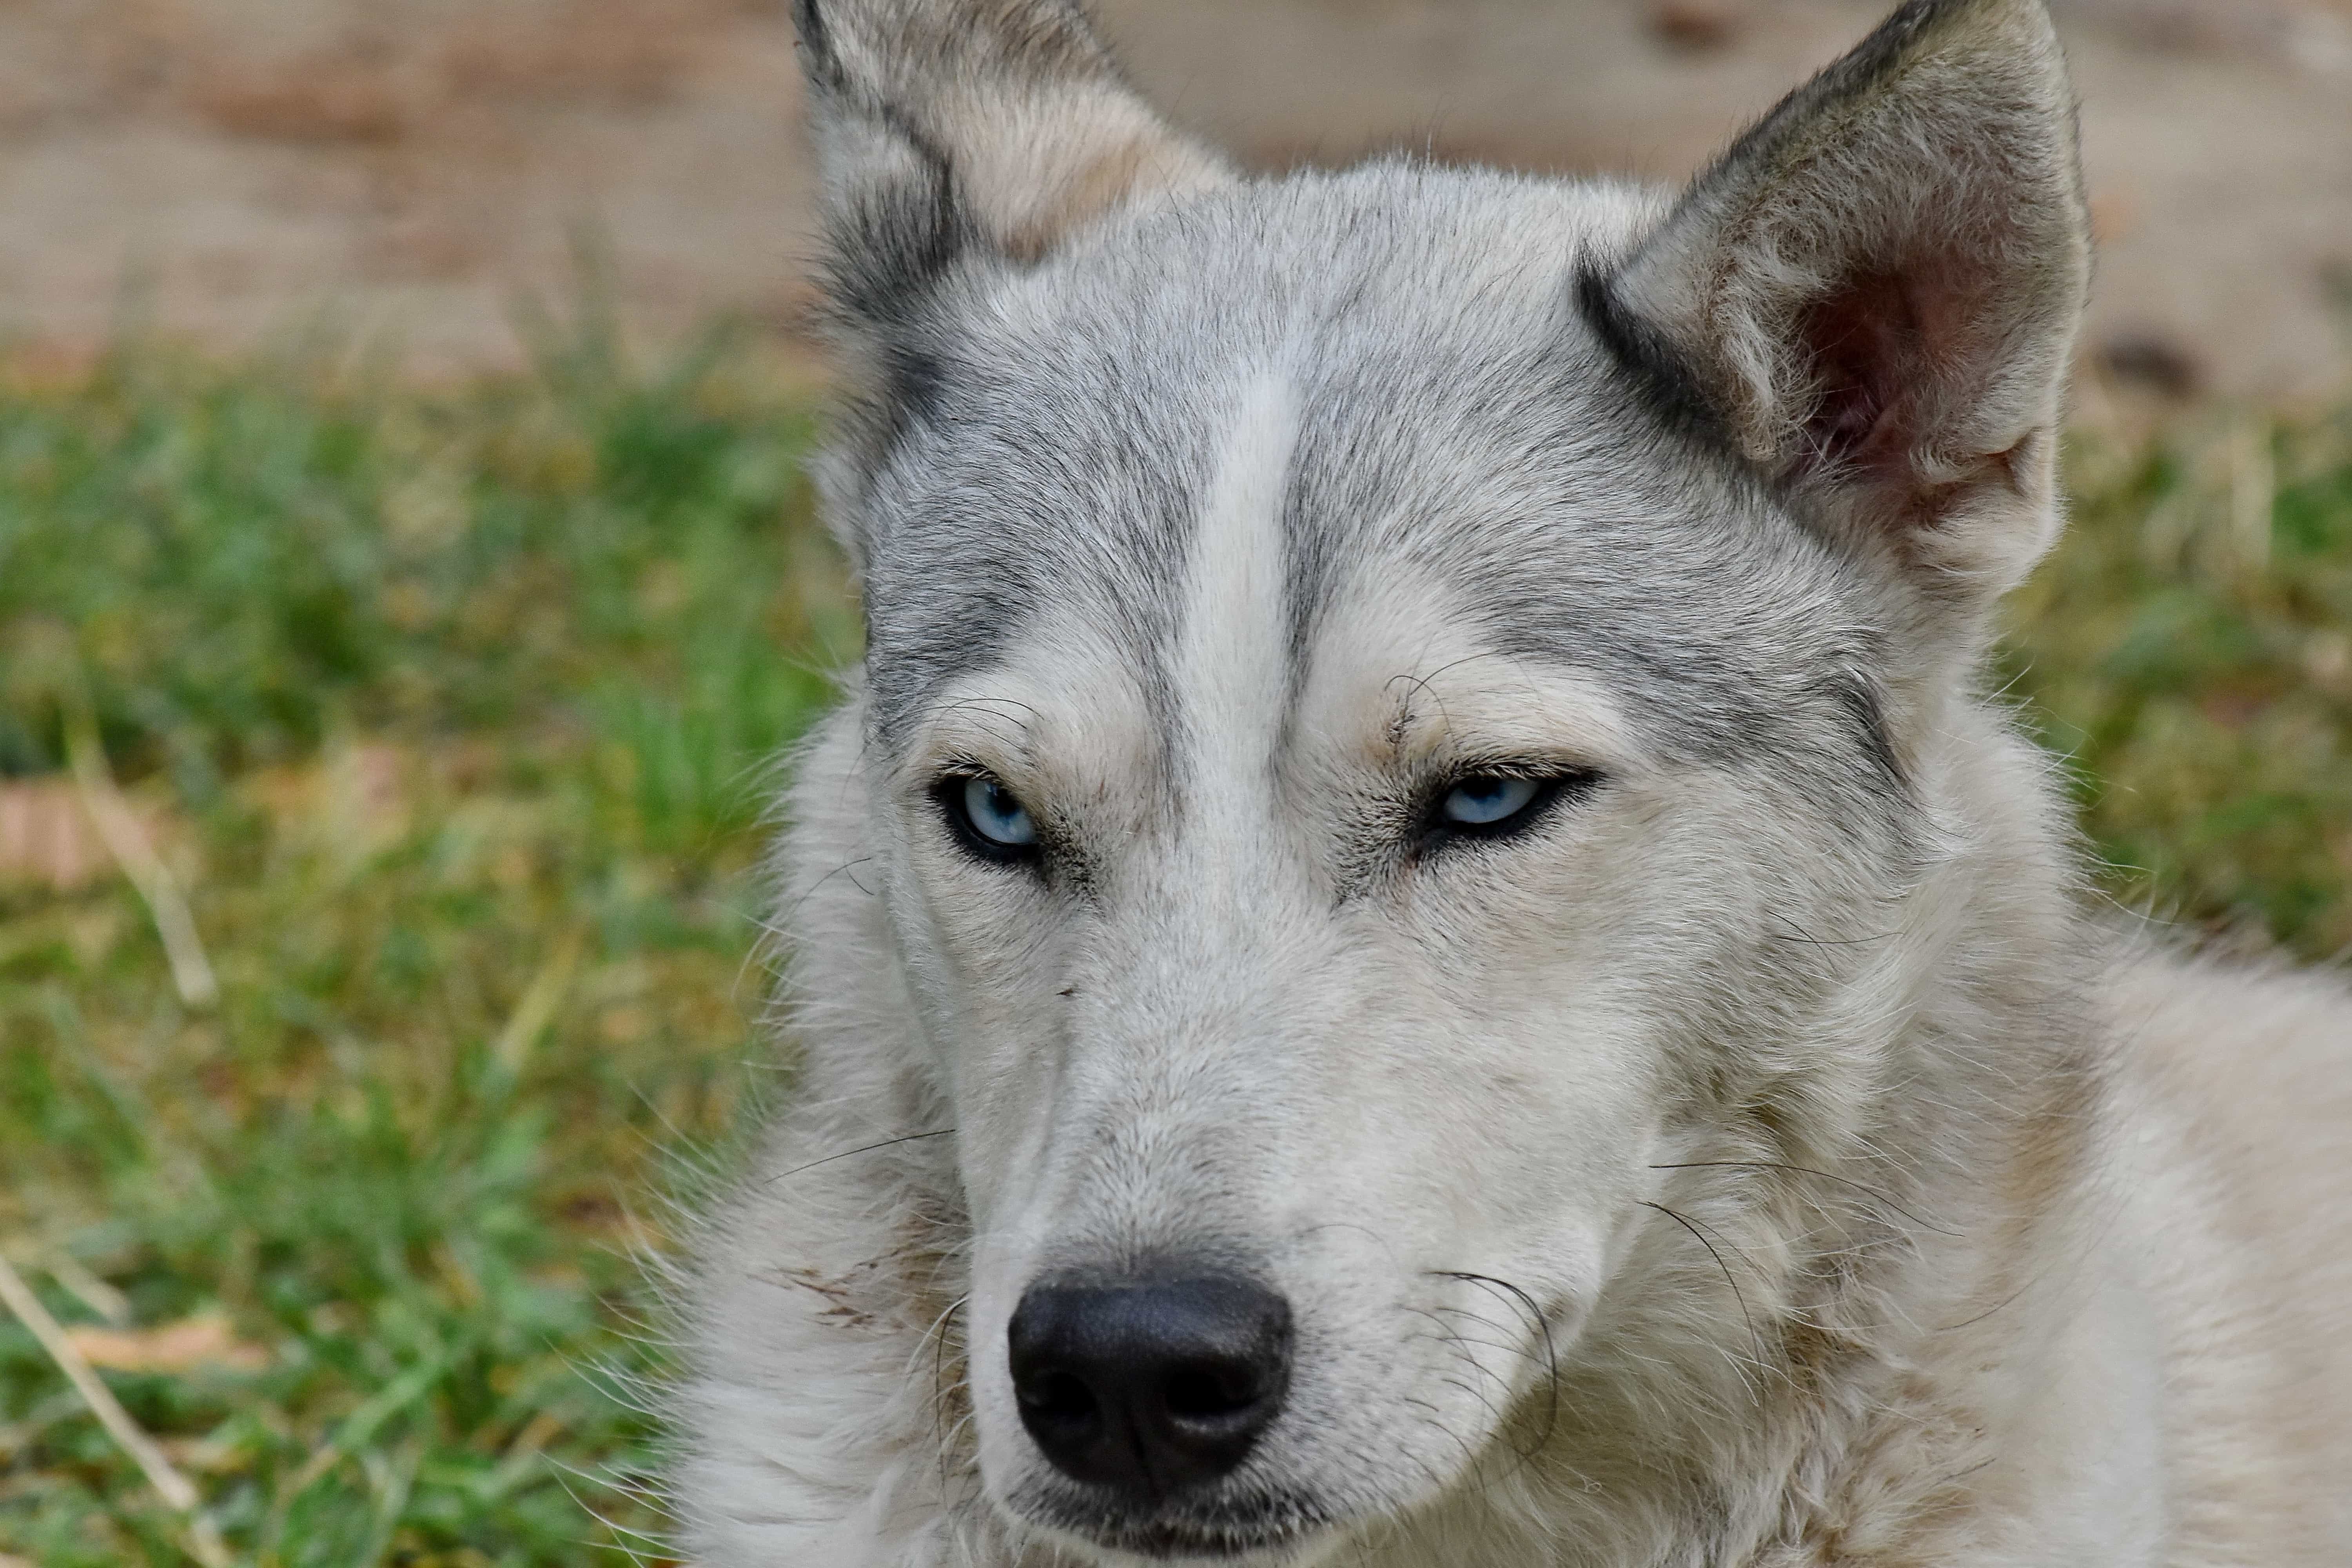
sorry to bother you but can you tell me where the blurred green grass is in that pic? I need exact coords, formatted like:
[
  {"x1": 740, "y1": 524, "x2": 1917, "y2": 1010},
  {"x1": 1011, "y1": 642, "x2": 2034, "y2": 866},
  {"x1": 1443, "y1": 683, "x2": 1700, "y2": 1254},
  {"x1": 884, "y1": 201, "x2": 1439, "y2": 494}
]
[
  {"x1": 0, "y1": 327, "x2": 848, "y2": 1567},
  {"x1": 2010, "y1": 405, "x2": 2352, "y2": 955},
  {"x1": 0, "y1": 328, "x2": 2345, "y2": 1567}
]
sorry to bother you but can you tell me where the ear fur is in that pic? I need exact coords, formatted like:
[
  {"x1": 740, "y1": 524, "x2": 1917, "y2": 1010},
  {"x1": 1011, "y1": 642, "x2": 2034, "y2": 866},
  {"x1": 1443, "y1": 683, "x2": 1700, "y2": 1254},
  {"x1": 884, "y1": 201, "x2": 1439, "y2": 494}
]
[
  {"x1": 795, "y1": 0, "x2": 1229, "y2": 314},
  {"x1": 792, "y1": 1, "x2": 1232, "y2": 559},
  {"x1": 1587, "y1": 0, "x2": 2091, "y2": 598}
]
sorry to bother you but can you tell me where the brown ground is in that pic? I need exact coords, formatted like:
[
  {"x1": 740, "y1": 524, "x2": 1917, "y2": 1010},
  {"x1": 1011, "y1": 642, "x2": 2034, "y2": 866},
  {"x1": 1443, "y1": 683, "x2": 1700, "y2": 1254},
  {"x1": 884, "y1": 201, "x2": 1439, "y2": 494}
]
[{"x1": 0, "y1": 0, "x2": 2346, "y2": 396}]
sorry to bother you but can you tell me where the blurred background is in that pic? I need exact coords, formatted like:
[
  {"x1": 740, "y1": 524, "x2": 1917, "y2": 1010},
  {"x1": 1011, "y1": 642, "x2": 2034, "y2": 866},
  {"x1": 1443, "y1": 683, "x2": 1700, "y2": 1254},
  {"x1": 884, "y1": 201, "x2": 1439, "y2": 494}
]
[
  {"x1": 0, "y1": 0, "x2": 2347, "y2": 392},
  {"x1": 0, "y1": 3, "x2": 2347, "y2": 1565}
]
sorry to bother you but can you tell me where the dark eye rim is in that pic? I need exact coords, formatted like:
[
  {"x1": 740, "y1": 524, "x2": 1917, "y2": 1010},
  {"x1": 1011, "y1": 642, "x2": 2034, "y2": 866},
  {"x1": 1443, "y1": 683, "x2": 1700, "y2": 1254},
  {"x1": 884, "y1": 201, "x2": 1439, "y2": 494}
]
[
  {"x1": 933, "y1": 770, "x2": 1045, "y2": 868},
  {"x1": 1418, "y1": 766, "x2": 1605, "y2": 851}
]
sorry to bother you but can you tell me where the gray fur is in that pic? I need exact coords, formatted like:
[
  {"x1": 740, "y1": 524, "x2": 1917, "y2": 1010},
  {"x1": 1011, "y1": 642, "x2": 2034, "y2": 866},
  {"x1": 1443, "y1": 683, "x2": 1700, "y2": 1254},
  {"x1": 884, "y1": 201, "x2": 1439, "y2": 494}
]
[{"x1": 671, "y1": 2, "x2": 2352, "y2": 1564}]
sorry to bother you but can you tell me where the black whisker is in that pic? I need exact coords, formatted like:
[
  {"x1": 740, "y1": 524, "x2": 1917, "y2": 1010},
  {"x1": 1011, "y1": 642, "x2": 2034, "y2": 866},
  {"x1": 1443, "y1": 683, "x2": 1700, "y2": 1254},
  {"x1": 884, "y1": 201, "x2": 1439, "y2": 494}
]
[
  {"x1": 1936, "y1": 1277, "x2": 2040, "y2": 1332},
  {"x1": 1400, "y1": 1304, "x2": 1541, "y2": 1477},
  {"x1": 1430, "y1": 1270, "x2": 1561, "y2": 1459},
  {"x1": 764, "y1": 1127, "x2": 955, "y2": 1187},
  {"x1": 1765, "y1": 910, "x2": 1900, "y2": 946},
  {"x1": 1383, "y1": 1407, "x2": 1462, "y2": 1504},
  {"x1": 775, "y1": 856, "x2": 878, "y2": 928},
  {"x1": 1399, "y1": 1394, "x2": 1485, "y2": 1479},
  {"x1": 1639, "y1": 1201, "x2": 1758, "y2": 1349},
  {"x1": 1647, "y1": 1161, "x2": 1957, "y2": 1236}
]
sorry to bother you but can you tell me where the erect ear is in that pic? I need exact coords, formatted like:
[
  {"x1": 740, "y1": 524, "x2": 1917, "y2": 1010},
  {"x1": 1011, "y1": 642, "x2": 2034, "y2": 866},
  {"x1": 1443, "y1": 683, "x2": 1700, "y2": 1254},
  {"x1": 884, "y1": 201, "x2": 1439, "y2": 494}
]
[
  {"x1": 1585, "y1": 0, "x2": 2090, "y2": 601},
  {"x1": 795, "y1": 0, "x2": 1230, "y2": 322}
]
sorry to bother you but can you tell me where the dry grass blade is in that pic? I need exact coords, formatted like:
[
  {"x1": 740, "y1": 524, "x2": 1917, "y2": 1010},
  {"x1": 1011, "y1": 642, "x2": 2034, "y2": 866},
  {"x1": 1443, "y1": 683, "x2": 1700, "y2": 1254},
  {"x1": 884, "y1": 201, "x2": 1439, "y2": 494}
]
[
  {"x1": 64, "y1": 713, "x2": 218, "y2": 1009},
  {"x1": 65, "y1": 1315, "x2": 268, "y2": 1376},
  {"x1": 0, "y1": 1254, "x2": 230, "y2": 1568},
  {"x1": 494, "y1": 927, "x2": 587, "y2": 1077},
  {"x1": 0, "y1": 779, "x2": 107, "y2": 893},
  {"x1": 43, "y1": 1251, "x2": 132, "y2": 1327}
]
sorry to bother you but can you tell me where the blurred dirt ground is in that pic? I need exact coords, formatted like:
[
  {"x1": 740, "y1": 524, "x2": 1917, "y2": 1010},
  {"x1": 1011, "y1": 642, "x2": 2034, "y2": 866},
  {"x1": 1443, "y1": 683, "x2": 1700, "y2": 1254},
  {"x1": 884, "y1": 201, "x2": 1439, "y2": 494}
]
[{"x1": 0, "y1": 0, "x2": 2346, "y2": 394}]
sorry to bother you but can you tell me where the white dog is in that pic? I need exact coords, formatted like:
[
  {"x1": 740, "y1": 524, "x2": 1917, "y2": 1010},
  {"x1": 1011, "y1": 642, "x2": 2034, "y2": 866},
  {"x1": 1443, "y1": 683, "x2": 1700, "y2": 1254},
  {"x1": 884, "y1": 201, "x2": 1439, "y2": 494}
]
[{"x1": 670, "y1": 1, "x2": 2352, "y2": 1561}]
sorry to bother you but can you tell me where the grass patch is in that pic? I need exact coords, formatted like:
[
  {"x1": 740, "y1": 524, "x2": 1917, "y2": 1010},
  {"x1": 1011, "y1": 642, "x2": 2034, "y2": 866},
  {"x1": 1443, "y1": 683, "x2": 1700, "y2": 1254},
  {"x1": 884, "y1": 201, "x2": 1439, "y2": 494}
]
[
  {"x1": 0, "y1": 339, "x2": 2345, "y2": 1566},
  {"x1": 2010, "y1": 406, "x2": 2352, "y2": 956},
  {"x1": 0, "y1": 332, "x2": 846, "y2": 1566}
]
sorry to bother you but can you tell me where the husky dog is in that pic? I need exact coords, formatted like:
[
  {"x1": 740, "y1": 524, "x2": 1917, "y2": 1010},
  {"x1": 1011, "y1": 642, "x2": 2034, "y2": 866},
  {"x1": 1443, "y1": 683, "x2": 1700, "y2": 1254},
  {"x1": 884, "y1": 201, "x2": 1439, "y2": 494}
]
[{"x1": 672, "y1": 0, "x2": 2352, "y2": 1561}]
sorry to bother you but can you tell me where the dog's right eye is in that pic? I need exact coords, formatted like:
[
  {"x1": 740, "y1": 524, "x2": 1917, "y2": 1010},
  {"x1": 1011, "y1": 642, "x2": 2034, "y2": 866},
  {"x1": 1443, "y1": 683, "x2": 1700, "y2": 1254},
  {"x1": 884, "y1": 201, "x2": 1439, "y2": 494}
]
[{"x1": 939, "y1": 773, "x2": 1041, "y2": 865}]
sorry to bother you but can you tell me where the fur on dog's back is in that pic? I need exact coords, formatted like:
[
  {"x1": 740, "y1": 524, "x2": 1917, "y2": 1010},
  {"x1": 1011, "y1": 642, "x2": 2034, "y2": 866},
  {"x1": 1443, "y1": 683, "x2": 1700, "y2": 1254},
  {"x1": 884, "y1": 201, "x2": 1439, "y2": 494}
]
[
  {"x1": 2096, "y1": 951, "x2": 2352, "y2": 1556},
  {"x1": 670, "y1": 2, "x2": 2352, "y2": 1563}
]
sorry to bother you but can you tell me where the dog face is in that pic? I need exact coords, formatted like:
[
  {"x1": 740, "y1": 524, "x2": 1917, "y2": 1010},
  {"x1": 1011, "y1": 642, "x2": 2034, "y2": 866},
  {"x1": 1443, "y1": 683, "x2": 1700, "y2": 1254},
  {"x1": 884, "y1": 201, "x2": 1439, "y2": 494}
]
[
  {"x1": 857, "y1": 193, "x2": 1931, "y2": 1559},
  {"x1": 788, "y1": 1, "x2": 2087, "y2": 1560}
]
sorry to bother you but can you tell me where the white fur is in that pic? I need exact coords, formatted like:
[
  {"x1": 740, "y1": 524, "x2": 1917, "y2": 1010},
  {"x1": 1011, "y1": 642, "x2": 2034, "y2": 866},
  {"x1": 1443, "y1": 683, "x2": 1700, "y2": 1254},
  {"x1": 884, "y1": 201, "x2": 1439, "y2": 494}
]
[
  {"x1": 1177, "y1": 371, "x2": 1299, "y2": 831},
  {"x1": 670, "y1": 2, "x2": 2352, "y2": 1563}
]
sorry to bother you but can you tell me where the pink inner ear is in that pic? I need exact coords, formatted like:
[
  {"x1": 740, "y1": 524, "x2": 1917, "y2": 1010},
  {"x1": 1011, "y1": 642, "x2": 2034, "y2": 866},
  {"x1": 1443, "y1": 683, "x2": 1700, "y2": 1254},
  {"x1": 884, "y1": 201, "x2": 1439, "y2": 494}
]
[
  {"x1": 1797, "y1": 269, "x2": 1926, "y2": 483},
  {"x1": 1794, "y1": 253, "x2": 1984, "y2": 495}
]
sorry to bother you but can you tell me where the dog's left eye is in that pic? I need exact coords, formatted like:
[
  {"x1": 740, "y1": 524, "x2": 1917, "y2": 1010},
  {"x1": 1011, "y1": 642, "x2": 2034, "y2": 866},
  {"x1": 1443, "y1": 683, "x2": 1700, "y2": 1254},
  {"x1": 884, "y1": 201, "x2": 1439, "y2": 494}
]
[
  {"x1": 1442, "y1": 775, "x2": 1542, "y2": 826},
  {"x1": 1428, "y1": 770, "x2": 1597, "y2": 844}
]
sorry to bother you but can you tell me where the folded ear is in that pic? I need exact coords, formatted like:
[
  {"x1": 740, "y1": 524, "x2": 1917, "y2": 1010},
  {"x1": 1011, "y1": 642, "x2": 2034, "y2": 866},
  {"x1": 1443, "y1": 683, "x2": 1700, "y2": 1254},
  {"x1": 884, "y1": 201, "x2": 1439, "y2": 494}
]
[
  {"x1": 795, "y1": 0, "x2": 1230, "y2": 321},
  {"x1": 1585, "y1": 0, "x2": 2090, "y2": 601}
]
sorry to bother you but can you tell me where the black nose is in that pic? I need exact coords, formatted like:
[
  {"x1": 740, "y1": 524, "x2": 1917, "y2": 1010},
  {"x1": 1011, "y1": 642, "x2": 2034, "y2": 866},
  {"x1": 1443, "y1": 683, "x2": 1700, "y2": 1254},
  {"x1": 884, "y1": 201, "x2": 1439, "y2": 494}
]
[{"x1": 1007, "y1": 1274, "x2": 1292, "y2": 1500}]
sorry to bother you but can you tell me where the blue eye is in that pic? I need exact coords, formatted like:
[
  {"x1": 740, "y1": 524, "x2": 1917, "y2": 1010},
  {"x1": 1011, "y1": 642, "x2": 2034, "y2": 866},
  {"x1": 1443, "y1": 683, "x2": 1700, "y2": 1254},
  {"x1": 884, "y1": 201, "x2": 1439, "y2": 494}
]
[
  {"x1": 1440, "y1": 775, "x2": 1544, "y2": 829},
  {"x1": 953, "y1": 774, "x2": 1038, "y2": 854}
]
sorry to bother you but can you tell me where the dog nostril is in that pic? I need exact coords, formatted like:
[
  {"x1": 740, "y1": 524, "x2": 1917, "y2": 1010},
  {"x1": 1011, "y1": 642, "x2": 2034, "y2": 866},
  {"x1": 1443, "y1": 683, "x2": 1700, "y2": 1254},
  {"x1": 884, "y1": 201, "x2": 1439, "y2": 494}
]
[
  {"x1": 1007, "y1": 1274, "x2": 1291, "y2": 1502},
  {"x1": 1161, "y1": 1365, "x2": 1263, "y2": 1421},
  {"x1": 1016, "y1": 1369, "x2": 1100, "y2": 1436}
]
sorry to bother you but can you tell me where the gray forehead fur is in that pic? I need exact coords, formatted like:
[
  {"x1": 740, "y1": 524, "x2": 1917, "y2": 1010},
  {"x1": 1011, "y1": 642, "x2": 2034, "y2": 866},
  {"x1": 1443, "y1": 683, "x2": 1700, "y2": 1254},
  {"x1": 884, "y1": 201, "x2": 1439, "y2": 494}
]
[{"x1": 854, "y1": 159, "x2": 1891, "y2": 774}]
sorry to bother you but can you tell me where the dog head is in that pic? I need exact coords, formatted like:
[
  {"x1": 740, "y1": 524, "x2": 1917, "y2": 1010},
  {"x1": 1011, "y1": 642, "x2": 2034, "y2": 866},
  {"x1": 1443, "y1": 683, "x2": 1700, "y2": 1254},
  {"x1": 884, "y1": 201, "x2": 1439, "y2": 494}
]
[{"x1": 787, "y1": 0, "x2": 2088, "y2": 1560}]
